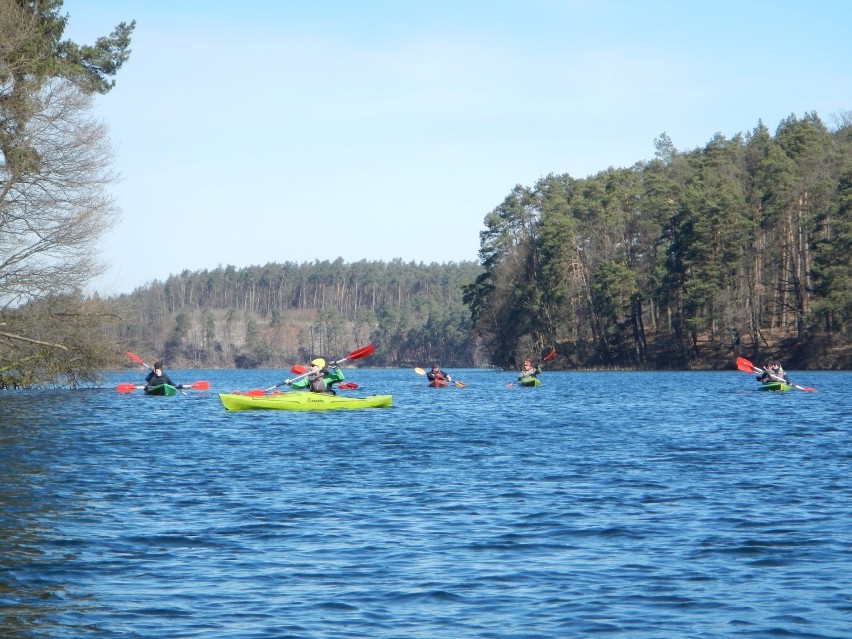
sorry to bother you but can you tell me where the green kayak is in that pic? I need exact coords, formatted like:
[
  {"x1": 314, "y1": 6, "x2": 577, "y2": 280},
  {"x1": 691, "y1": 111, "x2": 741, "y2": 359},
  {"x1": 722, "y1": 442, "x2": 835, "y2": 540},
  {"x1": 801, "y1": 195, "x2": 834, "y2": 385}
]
[
  {"x1": 758, "y1": 382, "x2": 792, "y2": 392},
  {"x1": 144, "y1": 383, "x2": 178, "y2": 396},
  {"x1": 219, "y1": 391, "x2": 392, "y2": 411},
  {"x1": 518, "y1": 377, "x2": 541, "y2": 387}
]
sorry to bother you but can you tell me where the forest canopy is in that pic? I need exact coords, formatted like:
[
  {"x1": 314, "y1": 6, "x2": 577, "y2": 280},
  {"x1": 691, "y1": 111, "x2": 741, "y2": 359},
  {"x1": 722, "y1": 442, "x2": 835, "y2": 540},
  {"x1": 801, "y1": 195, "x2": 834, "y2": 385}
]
[
  {"x1": 106, "y1": 259, "x2": 483, "y2": 370},
  {"x1": 464, "y1": 112, "x2": 852, "y2": 370},
  {"x1": 105, "y1": 111, "x2": 852, "y2": 377}
]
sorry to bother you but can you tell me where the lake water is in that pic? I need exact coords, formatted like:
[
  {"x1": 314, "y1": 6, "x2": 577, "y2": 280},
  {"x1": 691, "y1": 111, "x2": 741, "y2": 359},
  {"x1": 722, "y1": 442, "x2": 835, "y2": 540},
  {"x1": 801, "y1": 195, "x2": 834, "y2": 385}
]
[{"x1": 2, "y1": 368, "x2": 850, "y2": 638}]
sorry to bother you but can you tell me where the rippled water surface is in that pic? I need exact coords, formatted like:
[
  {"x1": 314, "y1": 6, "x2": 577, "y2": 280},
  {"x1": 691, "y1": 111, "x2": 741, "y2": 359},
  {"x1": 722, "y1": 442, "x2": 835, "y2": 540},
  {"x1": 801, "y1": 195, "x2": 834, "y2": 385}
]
[{"x1": 2, "y1": 368, "x2": 851, "y2": 638}]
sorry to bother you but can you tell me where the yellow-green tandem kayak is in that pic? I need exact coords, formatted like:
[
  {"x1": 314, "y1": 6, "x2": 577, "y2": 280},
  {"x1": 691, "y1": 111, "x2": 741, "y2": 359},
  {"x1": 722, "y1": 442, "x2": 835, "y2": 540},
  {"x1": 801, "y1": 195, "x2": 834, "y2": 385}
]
[{"x1": 218, "y1": 392, "x2": 392, "y2": 411}]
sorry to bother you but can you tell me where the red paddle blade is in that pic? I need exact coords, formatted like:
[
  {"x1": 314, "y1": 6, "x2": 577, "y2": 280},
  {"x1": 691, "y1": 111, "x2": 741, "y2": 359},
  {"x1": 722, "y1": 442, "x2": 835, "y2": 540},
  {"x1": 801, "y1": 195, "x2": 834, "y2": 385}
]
[
  {"x1": 736, "y1": 357, "x2": 758, "y2": 373},
  {"x1": 542, "y1": 348, "x2": 556, "y2": 362},
  {"x1": 116, "y1": 383, "x2": 138, "y2": 393},
  {"x1": 342, "y1": 343, "x2": 374, "y2": 362},
  {"x1": 337, "y1": 382, "x2": 359, "y2": 390},
  {"x1": 125, "y1": 352, "x2": 145, "y2": 366},
  {"x1": 190, "y1": 381, "x2": 210, "y2": 390},
  {"x1": 244, "y1": 389, "x2": 265, "y2": 396},
  {"x1": 291, "y1": 365, "x2": 308, "y2": 374}
]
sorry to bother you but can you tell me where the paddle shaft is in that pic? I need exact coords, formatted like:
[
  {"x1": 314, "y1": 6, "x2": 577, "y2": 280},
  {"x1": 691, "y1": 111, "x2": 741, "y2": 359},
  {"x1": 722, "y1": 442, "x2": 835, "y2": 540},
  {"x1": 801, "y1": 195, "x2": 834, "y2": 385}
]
[
  {"x1": 268, "y1": 343, "x2": 375, "y2": 391},
  {"x1": 760, "y1": 368, "x2": 810, "y2": 391},
  {"x1": 116, "y1": 380, "x2": 208, "y2": 393},
  {"x1": 736, "y1": 357, "x2": 816, "y2": 392},
  {"x1": 414, "y1": 367, "x2": 464, "y2": 387}
]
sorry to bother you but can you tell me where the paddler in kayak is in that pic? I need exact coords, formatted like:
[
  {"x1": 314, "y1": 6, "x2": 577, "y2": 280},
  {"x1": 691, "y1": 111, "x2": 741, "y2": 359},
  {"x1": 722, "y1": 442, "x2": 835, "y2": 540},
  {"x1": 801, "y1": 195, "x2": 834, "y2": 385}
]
[
  {"x1": 518, "y1": 358, "x2": 541, "y2": 386},
  {"x1": 286, "y1": 358, "x2": 344, "y2": 394},
  {"x1": 145, "y1": 361, "x2": 184, "y2": 391},
  {"x1": 756, "y1": 361, "x2": 773, "y2": 384},
  {"x1": 757, "y1": 361, "x2": 790, "y2": 385},
  {"x1": 426, "y1": 363, "x2": 453, "y2": 386}
]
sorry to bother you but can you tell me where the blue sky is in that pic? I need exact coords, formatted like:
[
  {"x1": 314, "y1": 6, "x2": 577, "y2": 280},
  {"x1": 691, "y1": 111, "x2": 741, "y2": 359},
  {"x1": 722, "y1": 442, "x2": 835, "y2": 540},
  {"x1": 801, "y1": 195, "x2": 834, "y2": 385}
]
[{"x1": 64, "y1": 1, "x2": 852, "y2": 295}]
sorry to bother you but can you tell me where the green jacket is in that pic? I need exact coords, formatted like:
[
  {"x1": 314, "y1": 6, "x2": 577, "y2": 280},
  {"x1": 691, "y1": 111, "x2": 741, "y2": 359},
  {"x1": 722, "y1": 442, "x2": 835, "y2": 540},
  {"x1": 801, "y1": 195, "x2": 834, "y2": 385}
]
[{"x1": 291, "y1": 366, "x2": 345, "y2": 393}]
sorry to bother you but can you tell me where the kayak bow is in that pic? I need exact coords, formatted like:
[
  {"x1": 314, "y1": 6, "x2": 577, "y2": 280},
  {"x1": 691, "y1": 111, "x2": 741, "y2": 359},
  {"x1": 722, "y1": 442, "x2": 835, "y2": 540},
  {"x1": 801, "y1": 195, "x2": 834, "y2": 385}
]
[{"x1": 144, "y1": 383, "x2": 179, "y2": 396}]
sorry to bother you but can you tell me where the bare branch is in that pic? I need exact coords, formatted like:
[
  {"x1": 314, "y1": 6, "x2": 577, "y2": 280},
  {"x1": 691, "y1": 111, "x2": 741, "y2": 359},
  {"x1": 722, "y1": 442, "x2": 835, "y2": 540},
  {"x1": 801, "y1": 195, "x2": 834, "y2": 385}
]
[{"x1": 0, "y1": 328, "x2": 67, "y2": 349}]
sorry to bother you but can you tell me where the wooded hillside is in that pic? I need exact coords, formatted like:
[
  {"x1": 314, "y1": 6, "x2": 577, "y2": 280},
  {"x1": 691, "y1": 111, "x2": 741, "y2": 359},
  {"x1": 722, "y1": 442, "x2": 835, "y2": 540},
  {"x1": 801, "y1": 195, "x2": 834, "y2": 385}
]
[
  {"x1": 465, "y1": 112, "x2": 852, "y2": 370},
  {"x1": 107, "y1": 259, "x2": 483, "y2": 369},
  {"x1": 102, "y1": 113, "x2": 852, "y2": 373}
]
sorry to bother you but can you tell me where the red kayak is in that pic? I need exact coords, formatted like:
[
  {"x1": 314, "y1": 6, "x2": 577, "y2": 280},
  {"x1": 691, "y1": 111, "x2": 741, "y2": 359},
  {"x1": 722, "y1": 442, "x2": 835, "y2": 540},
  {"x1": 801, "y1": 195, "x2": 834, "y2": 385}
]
[{"x1": 428, "y1": 379, "x2": 448, "y2": 388}]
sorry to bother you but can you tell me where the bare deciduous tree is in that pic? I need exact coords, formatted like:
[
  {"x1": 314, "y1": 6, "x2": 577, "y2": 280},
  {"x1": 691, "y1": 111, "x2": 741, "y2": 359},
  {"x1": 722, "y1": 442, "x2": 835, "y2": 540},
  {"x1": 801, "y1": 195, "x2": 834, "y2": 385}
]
[
  {"x1": 1, "y1": 0, "x2": 134, "y2": 387},
  {"x1": 1, "y1": 81, "x2": 118, "y2": 307}
]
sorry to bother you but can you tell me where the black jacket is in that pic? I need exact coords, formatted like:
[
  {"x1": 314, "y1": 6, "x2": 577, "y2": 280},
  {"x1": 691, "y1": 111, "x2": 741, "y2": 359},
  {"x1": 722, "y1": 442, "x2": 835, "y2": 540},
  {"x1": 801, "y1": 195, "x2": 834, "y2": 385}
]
[{"x1": 145, "y1": 371, "x2": 179, "y2": 388}]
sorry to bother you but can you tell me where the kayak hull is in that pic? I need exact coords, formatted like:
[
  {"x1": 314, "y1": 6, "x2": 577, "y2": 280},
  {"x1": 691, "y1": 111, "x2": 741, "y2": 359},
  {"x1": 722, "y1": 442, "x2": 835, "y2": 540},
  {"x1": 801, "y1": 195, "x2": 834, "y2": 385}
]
[
  {"x1": 145, "y1": 384, "x2": 178, "y2": 396},
  {"x1": 518, "y1": 377, "x2": 540, "y2": 387},
  {"x1": 218, "y1": 392, "x2": 392, "y2": 411},
  {"x1": 428, "y1": 379, "x2": 448, "y2": 388},
  {"x1": 758, "y1": 382, "x2": 792, "y2": 392}
]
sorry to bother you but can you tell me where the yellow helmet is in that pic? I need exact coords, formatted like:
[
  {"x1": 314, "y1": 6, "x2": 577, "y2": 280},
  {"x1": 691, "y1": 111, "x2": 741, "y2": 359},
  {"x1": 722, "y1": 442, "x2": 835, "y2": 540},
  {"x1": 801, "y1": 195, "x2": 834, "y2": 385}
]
[{"x1": 311, "y1": 358, "x2": 326, "y2": 368}]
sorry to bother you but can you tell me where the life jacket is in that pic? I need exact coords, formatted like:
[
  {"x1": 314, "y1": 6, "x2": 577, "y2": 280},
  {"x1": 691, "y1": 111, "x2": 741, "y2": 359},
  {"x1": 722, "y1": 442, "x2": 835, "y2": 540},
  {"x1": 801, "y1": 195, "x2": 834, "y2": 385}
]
[
  {"x1": 307, "y1": 367, "x2": 344, "y2": 394},
  {"x1": 518, "y1": 366, "x2": 539, "y2": 381},
  {"x1": 308, "y1": 373, "x2": 329, "y2": 393}
]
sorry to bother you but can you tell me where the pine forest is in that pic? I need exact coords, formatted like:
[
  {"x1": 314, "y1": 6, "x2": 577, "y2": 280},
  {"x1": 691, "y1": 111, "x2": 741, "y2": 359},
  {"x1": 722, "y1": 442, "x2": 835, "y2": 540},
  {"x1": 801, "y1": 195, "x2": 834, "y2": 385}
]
[
  {"x1": 102, "y1": 113, "x2": 851, "y2": 371},
  {"x1": 5, "y1": 113, "x2": 852, "y2": 381}
]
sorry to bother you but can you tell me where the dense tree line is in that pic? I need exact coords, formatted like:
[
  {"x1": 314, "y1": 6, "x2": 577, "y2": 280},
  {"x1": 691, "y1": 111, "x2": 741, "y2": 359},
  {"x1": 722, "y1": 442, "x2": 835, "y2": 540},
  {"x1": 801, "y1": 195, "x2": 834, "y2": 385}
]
[
  {"x1": 4, "y1": 2, "x2": 848, "y2": 381},
  {"x1": 464, "y1": 113, "x2": 852, "y2": 370},
  {"x1": 108, "y1": 114, "x2": 851, "y2": 372},
  {"x1": 108, "y1": 259, "x2": 482, "y2": 369}
]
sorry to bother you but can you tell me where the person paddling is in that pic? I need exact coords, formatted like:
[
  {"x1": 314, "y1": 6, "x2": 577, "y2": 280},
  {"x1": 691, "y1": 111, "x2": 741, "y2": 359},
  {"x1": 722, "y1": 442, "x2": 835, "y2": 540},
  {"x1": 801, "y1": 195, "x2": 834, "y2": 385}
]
[
  {"x1": 757, "y1": 361, "x2": 790, "y2": 385},
  {"x1": 518, "y1": 358, "x2": 541, "y2": 386},
  {"x1": 286, "y1": 358, "x2": 344, "y2": 394},
  {"x1": 145, "y1": 361, "x2": 183, "y2": 391},
  {"x1": 426, "y1": 363, "x2": 453, "y2": 386}
]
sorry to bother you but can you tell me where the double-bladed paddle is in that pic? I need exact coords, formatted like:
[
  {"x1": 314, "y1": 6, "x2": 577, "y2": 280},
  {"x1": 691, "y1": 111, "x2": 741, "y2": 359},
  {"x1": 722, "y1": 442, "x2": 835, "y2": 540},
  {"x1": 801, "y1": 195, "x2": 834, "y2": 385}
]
[
  {"x1": 244, "y1": 343, "x2": 374, "y2": 396},
  {"x1": 285, "y1": 366, "x2": 359, "y2": 389},
  {"x1": 125, "y1": 351, "x2": 194, "y2": 395},
  {"x1": 735, "y1": 356, "x2": 816, "y2": 392},
  {"x1": 243, "y1": 366, "x2": 306, "y2": 396},
  {"x1": 116, "y1": 380, "x2": 210, "y2": 393},
  {"x1": 413, "y1": 367, "x2": 466, "y2": 387}
]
